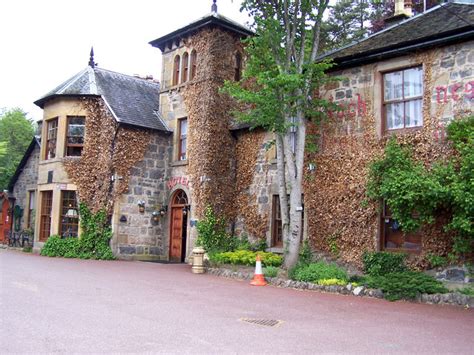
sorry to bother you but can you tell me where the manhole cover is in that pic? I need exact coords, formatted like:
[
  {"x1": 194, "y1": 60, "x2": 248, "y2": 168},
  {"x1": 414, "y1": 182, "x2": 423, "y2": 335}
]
[{"x1": 240, "y1": 318, "x2": 282, "y2": 327}]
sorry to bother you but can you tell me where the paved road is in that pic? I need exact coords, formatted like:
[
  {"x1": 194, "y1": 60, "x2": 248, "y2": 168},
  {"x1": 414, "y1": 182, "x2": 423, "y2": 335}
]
[{"x1": 1, "y1": 249, "x2": 473, "y2": 354}]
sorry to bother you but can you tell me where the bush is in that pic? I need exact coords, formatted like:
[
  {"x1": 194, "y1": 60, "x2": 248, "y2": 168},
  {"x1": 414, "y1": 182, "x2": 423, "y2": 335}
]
[
  {"x1": 366, "y1": 271, "x2": 448, "y2": 301},
  {"x1": 235, "y1": 235, "x2": 267, "y2": 252},
  {"x1": 40, "y1": 204, "x2": 114, "y2": 260},
  {"x1": 210, "y1": 250, "x2": 283, "y2": 267},
  {"x1": 263, "y1": 266, "x2": 279, "y2": 278},
  {"x1": 363, "y1": 251, "x2": 407, "y2": 276},
  {"x1": 458, "y1": 286, "x2": 474, "y2": 297},
  {"x1": 299, "y1": 240, "x2": 313, "y2": 265},
  {"x1": 426, "y1": 254, "x2": 448, "y2": 268},
  {"x1": 317, "y1": 278, "x2": 347, "y2": 286},
  {"x1": 290, "y1": 262, "x2": 348, "y2": 283}
]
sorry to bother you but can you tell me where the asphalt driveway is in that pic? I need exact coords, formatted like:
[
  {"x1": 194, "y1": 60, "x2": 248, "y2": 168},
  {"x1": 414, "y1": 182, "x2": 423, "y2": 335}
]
[{"x1": 1, "y1": 249, "x2": 473, "y2": 354}]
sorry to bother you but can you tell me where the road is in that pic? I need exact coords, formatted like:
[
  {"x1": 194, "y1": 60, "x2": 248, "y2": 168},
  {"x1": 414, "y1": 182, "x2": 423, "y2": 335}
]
[{"x1": 1, "y1": 249, "x2": 473, "y2": 354}]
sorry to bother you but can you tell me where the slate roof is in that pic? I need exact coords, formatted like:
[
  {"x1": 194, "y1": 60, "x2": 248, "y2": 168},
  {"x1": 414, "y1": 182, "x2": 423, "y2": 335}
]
[
  {"x1": 8, "y1": 137, "x2": 41, "y2": 192},
  {"x1": 320, "y1": 2, "x2": 474, "y2": 69},
  {"x1": 34, "y1": 67, "x2": 169, "y2": 132},
  {"x1": 149, "y1": 12, "x2": 253, "y2": 51}
]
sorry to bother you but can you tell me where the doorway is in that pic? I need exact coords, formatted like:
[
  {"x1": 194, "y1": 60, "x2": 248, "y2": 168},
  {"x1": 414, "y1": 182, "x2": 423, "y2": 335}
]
[
  {"x1": 169, "y1": 189, "x2": 188, "y2": 262},
  {"x1": 0, "y1": 198, "x2": 12, "y2": 243}
]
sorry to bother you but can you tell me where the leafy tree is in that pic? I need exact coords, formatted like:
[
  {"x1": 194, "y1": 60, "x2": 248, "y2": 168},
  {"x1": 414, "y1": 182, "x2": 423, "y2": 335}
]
[
  {"x1": 0, "y1": 108, "x2": 35, "y2": 190},
  {"x1": 224, "y1": 0, "x2": 334, "y2": 268}
]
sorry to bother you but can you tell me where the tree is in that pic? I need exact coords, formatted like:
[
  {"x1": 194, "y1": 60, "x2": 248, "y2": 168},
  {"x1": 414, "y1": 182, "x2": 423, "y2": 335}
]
[
  {"x1": 320, "y1": 0, "x2": 371, "y2": 52},
  {"x1": 224, "y1": 0, "x2": 334, "y2": 268},
  {"x1": 0, "y1": 108, "x2": 35, "y2": 190}
]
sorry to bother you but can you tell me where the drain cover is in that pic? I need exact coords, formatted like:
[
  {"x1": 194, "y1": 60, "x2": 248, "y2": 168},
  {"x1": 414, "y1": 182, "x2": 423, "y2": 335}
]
[{"x1": 240, "y1": 318, "x2": 282, "y2": 327}]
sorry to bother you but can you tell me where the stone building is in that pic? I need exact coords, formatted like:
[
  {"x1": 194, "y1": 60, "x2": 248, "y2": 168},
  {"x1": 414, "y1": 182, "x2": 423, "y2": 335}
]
[{"x1": 6, "y1": 1, "x2": 473, "y2": 267}]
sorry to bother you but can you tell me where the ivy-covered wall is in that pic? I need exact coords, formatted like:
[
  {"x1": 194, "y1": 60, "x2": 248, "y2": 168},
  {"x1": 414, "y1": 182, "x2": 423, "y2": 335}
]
[{"x1": 304, "y1": 41, "x2": 473, "y2": 268}]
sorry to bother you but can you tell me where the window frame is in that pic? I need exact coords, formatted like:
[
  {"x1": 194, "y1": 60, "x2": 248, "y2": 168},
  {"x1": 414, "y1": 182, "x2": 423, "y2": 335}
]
[
  {"x1": 382, "y1": 65, "x2": 423, "y2": 133},
  {"x1": 173, "y1": 55, "x2": 181, "y2": 86},
  {"x1": 190, "y1": 50, "x2": 197, "y2": 80},
  {"x1": 65, "y1": 116, "x2": 85, "y2": 157},
  {"x1": 379, "y1": 200, "x2": 422, "y2": 253},
  {"x1": 60, "y1": 190, "x2": 79, "y2": 238},
  {"x1": 181, "y1": 52, "x2": 189, "y2": 83},
  {"x1": 45, "y1": 118, "x2": 58, "y2": 160},
  {"x1": 26, "y1": 190, "x2": 35, "y2": 229},
  {"x1": 39, "y1": 191, "x2": 53, "y2": 242},
  {"x1": 178, "y1": 118, "x2": 187, "y2": 161}
]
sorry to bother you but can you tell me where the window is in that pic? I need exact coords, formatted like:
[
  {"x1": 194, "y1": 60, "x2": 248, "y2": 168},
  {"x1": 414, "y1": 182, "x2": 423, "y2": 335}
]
[
  {"x1": 380, "y1": 201, "x2": 421, "y2": 252},
  {"x1": 45, "y1": 118, "x2": 58, "y2": 159},
  {"x1": 190, "y1": 50, "x2": 197, "y2": 80},
  {"x1": 66, "y1": 116, "x2": 85, "y2": 156},
  {"x1": 60, "y1": 191, "x2": 79, "y2": 238},
  {"x1": 26, "y1": 191, "x2": 35, "y2": 229},
  {"x1": 178, "y1": 118, "x2": 187, "y2": 161},
  {"x1": 173, "y1": 55, "x2": 180, "y2": 85},
  {"x1": 383, "y1": 66, "x2": 423, "y2": 130},
  {"x1": 39, "y1": 191, "x2": 53, "y2": 242},
  {"x1": 234, "y1": 52, "x2": 242, "y2": 81},
  {"x1": 181, "y1": 52, "x2": 189, "y2": 83},
  {"x1": 271, "y1": 195, "x2": 304, "y2": 247},
  {"x1": 271, "y1": 195, "x2": 283, "y2": 247}
]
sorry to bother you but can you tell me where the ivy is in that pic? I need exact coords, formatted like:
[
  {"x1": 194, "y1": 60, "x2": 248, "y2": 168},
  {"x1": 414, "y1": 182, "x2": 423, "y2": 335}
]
[
  {"x1": 41, "y1": 203, "x2": 114, "y2": 260},
  {"x1": 367, "y1": 116, "x2": 474, "y2": 258}
]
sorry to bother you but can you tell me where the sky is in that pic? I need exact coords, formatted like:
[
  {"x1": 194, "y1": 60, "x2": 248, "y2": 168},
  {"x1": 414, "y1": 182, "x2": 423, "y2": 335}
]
[{"x1": 0, "y1": 0, "x2": 250, "y2": 122}]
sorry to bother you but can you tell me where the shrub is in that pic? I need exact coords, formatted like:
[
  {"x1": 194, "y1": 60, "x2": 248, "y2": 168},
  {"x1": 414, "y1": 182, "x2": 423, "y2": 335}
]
[
  {"x1": 40, "y1": 204, "x2": 114, "y2": 260},
  {"x1": 366, "y1": 271, "x2": 448, "y2": 301},
  {"x1": 210, "y1": 250, "x2": 283, "y2": 267},
  {"x1": 299, "y1": 240, "x2": 313, "y2": 265},
  {"x1": 458, "y1": 286, "x2": 474, "y2": 297},
  {"x1": 363, "y1": 251, "x2": 407, "y2": 276},
  {"x1": 263, "y1": 266, "x2": 279, "y2": 278},
  {"x1": 426, "y1": 254, "x2": 448, "y2": 268},
  {"x1": 317, "y1": 278, "x2": 347, "y2": 286},
  {"x1": 290, "y1": 262, "x2": 348, "y2": 283},
  {"x1": 235, "y1": 235, "x2": 267, "y2": 252}
]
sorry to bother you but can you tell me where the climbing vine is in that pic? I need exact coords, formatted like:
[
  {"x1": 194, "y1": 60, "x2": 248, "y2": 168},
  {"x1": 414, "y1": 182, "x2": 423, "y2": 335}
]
[
  {"x1": 64, "y1": 98, "x2": 152, "y2": 214},
  {"x1": 367, "y1": 116, "x2": 474, "y2": 259}
]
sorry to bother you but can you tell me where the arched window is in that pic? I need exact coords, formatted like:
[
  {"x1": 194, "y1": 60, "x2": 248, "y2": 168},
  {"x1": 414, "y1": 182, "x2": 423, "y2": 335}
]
[
  {"x1": 190, "y1": 50, "x2": 197, "y2": 80},
  {"x1": 234, "y1": 52, "x2": 242, "y2": 81},
  {"x1": 181, "y1": 52, "x2": 189, "y2": 83},
  {"x1": 173, "y1": 55, "x2": 180, "y2": 86}
]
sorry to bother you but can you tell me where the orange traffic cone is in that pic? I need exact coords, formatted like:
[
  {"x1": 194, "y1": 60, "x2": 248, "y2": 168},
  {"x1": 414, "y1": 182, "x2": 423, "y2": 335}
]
[{"x1": 250, "y1": 254, "x2": 267, "y2": 286}]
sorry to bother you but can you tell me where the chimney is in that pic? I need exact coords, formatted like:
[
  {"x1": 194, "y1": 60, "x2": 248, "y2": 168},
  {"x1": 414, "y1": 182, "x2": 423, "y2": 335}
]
[{"x1": 385, "y1": 0, "x2": 413, "y2": 27}]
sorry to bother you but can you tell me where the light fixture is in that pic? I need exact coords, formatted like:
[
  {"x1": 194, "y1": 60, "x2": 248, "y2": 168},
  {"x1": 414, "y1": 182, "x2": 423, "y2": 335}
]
[
  {"x1": 138, "y1": 200, "x2": 146, "y2": 213},
  {"x1": 182, "y1": 205, "x2": 190, "y2": 216},
  {"x1": 66, "y1": 208, "x2": 78, "y2": 218}
]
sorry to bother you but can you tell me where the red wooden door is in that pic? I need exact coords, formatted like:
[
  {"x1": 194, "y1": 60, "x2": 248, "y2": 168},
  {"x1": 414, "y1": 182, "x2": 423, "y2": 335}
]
[
  {"x1": 0, "y1": 199, "x2": 11, "y2": 243},
  {"x1": 170, "y1": 207, "x2": 183, "y2": 261}
]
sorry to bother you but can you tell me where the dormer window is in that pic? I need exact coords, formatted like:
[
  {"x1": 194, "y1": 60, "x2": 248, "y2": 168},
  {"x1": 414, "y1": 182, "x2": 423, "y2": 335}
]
[
  {"x1": 190, "y1": 50, "x2": 197, "y2": 80},
  {"x1": 173, "y1": 55, "x2": 181, "y2": 86},
  {"x1": 182, "y1": 52, "x2": 189, "y2": 83}
]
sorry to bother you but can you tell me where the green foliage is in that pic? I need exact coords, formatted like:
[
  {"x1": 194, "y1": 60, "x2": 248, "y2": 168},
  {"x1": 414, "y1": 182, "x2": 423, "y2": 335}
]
[
  {"x1": 290, "y1": 261, "x2": 348, "y2": 283},
  {"x1": 317, "y1": 278, "x2": 347, "y2": 286},
  {"x1": 210, "y1": 250, "x2": 283, "y2": 267},
  {"x1": 263, "y1": 266, "x2": 279, "y2": 278},
  {"x1": 457, "y1": 286, "x2": 474, "y2": 297},
  {"x1": 196, "y1": 207, "x2": 234, "y2": 252},
  {"x1": 299, "y1": 240, "x2": 313, "y2": 265},
  {"x1": 328, "y1": 233, "x2": 339, "y2": 257},
  {"x1": 0, "y1": 108, "x2": 35, "y2": 190},
  {"x1": 41, "y1": 204, "x2": 114, "y2": 260},
  {"x1": 363, "y1": 251, "x2": 407, "y2": 276},
  {"x1": 366, "y1": 271, "x2": 448, "y2": 301},
  {"x1": 235, "y1": 234, "x2": 267, "y2": 252},
  {"x1": 426, "y1": 254, "x2": 448, "y2": 269},
  {"x1": 367, "y1": 116, "x2": 474, "y2": 257}
]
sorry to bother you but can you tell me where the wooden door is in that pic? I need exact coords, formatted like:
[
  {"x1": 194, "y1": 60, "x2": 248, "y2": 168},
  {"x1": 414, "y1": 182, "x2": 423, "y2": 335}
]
[
  {"x1": 0, "y1": 199, "x2": 11, "y2": 243},
  {"x1": 170, "y1": 207, "x2": 184, "y2": 261}
]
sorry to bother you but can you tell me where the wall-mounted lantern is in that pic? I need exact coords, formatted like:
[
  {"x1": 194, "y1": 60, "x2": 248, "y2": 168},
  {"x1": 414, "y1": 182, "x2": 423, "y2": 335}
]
[
  {"x1": 138, "y1": 200, "x2": 146, "y2": 213},
  {"x1": 152, "y1": 205, "x2": 168, "y2": 223}
]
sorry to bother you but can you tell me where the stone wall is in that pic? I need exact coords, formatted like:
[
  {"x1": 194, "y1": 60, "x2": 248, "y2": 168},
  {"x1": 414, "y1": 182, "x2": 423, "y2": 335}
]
[
  {"x1": 304, "y1": 40, "x2": 473, "y2": 268},
  {"x1": 12, "y1": 143, "x2": 40, "y2": 233},
  {"x1": 114, "y1": 131, "x2": 172, "y2": 260}
]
